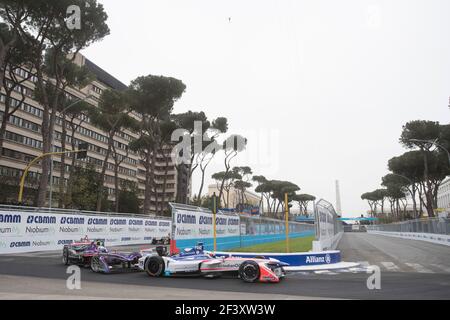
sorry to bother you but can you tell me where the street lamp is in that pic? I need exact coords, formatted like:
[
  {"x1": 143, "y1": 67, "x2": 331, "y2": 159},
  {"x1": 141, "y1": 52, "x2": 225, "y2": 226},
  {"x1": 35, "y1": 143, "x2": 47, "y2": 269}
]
[
  {"x1": 407, "y1": 138, "x2": 450, "y2": 166},
  {"x1": 48, "y1": 94, "x2": 93, "y2": 208}
]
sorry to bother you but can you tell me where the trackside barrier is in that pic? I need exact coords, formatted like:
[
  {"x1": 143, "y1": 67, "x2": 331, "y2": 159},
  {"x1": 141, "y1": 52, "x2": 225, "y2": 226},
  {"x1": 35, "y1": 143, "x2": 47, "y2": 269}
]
[
  {"x1": 214, "y1": 250, "x2": 341, "y2": 266},
  {"x1": 367, "y1": 230, "x2": 450, "y2": 247},
  {"x1": 0, "y1": 205, "x2": 171, "y2": 254},
  {"x1": 312, "y1": 199, "x2": 344, "y2": 251},
  {"x1": 175, "y1": 230, "x2": 315, "y2": 252},
  {"x1": 169, "y1": 202, "x2": 346, "y2": 267},
  {"x1": 169, "y1": 202, "x2": 315, "y2": 252},
  {"x1": 366, "y1": 217, "x2": 450, "y2": 246}
]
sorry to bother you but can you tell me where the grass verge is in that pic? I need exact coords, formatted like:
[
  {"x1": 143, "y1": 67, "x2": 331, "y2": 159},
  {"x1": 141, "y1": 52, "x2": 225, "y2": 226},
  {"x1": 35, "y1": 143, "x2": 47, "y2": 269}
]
[{"x1": 227, "y1": 235, "x2": 314, "y2": 253}]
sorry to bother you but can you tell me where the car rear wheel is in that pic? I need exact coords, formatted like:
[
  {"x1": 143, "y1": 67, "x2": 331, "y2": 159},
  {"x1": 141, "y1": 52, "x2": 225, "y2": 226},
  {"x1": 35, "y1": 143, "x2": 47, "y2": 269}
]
[
  {"x1": 145, "y1": 256, "x2": 165, "y2": 277},
  {"x1": 239, "y1": 260, "x2": 260, "y2": 283},
  {"x1": 62, "y1": 248, "x2": 69, "y2": 265}
]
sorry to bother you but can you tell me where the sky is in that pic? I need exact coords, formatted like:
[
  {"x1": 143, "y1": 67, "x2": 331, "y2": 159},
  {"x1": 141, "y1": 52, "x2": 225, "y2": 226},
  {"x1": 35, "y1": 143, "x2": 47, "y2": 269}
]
[{"x1": 81, "y1": 0, "x2": 450, "y2": 217}]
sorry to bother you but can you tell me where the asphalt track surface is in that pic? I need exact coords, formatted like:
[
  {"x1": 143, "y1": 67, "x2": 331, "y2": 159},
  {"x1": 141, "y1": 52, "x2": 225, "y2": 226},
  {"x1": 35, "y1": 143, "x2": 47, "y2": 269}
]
[{"x1": 0, "y1": 233, "x2": 449, "y2": 299}]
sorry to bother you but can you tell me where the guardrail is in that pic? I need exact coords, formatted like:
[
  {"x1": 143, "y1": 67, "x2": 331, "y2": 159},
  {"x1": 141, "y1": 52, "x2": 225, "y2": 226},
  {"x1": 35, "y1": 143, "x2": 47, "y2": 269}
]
[
  {"x1": 169, "y1": 202, "x2": 315, "y2": 251},
  {"x1": 0, "y1": 204, "x2": 171, "y2": 220},
  {"x1": 367, "y1": 217, "x2": 450, "y2": 235},
  {"x1": 366, "y1": 217, "x2": 450, "y2": 246},
  {"x1": 0, "y1": 205, "x2": 171, "y2": 254},
  {"x1": 312, "y1": 199, "x2": 344, "y2": 251}
]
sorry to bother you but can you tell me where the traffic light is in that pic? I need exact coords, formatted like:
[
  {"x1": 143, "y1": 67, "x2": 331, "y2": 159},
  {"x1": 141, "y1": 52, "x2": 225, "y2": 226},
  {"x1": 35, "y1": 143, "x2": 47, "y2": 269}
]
[{"x1": 77, "y1": 142, "x2": 89, "y2": 159}]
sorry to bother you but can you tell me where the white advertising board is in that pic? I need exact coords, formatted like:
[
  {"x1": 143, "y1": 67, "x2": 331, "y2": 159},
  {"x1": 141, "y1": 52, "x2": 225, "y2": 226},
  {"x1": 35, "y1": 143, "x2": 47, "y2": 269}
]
[
  {"x1": 0, "y1": 211, "x2": 171, "y2": 254},
  {"x1": 173, "y1": 209, "x2": 240, "y2": 240}
]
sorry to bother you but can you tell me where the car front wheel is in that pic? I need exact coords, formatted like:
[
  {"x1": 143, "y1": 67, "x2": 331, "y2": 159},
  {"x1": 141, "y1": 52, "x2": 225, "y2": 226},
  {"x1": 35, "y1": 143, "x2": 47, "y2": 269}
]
[
  {"x1": 239, "y1": 260, "x2": 260, "y2": 283},
  {"x1": 145, "y1": 256, "x2": 165, "y2": 277}
]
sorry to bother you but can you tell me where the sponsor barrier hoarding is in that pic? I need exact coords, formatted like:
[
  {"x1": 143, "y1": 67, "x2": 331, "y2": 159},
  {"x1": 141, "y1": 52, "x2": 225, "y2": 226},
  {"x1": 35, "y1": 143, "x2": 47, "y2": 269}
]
[
  {"x1": 312, "y1": 199, "x2": 344, "y2": 251},
  {"x1": 170, "y1": 203, "x2": 315, "y2": 251},
  {"x1": 0, "y1": 210, "x2": 171, "y2": 254},
  {"x1": 173, "y1": 208, "x2": 240, "y2": 240},
  {"x1": 214, "y1": 250, "x2": 340, "y2": 266}
]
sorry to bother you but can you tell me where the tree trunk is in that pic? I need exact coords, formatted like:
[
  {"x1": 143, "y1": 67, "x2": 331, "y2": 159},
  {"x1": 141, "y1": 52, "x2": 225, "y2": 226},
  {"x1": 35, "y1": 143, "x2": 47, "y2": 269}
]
[
  {"x1": 114, "y1": 159, "x2": 119, "y2": 213},
  {"x1": 58, "y1": 117, "x2": 67, "y2": 208},
  {"x1": 151, "y1": 148, "x2": 158, "y2": 214},
  {"x1": 143, "y1": 154, "x2": 152, "y2": 213},
  {"x1": 96, "y1": 131, "x2": 114, "y2": 212},
  {"x1": 36, "y1": 67, "x2": 59, "y2": 207},
  {"x1": 161, "y1": 152, "x2": 169, "y2": 214},
  {"x1": 37, "y1": 109, "x2": 51, "y2": 207},
  {"x1": 411, "y1": 184, "x2": 417, "y2": 219},
  {"x1": 66, "y1": 130, "x2": 78, "y2": 208},
  {"x1": 0, "y1": 36, "x2": 16, "y2": 92},
  {"x1": 0, "y1": 98, "x2": 10, "y2": 157},
  {"x1": 422, "y1": 150, "x2": 435, "y2": 217}
]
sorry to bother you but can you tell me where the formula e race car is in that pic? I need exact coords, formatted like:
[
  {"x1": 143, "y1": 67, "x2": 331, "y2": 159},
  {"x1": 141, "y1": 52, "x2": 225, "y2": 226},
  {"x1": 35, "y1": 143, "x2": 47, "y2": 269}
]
[
  {"x1": 62, "y1": 238, "x2": 103, "y2": 267},
  {"x1": 138, "y1": 243, "x2": 287, "y2": 283},
  {"x1": 151, "y1": 236, "x2": 170, "y2": 245},
  {"x1": 90, "y1": 247, "x2": 142, "y2": 274},
  {"x1": 62, "y1": 238, "x2": 141, "y2": 273}
]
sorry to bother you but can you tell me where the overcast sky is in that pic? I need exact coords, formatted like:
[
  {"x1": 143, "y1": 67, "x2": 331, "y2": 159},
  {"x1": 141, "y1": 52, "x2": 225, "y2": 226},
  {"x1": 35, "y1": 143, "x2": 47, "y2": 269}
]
[{"x1": 82, "y1": 0, "x2": 450, "y2": 217}]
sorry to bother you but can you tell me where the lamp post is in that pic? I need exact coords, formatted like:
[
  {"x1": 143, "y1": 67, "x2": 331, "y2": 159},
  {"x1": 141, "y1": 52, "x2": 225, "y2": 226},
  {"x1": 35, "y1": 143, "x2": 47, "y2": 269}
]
[
  {"x1": 18, "y1": 149, "x2": 88, "y2": 204},
  {"x1": 48, "y1": 95, "x2": 93, "y2": 208},
  {"x1": 213, "y1": 192, "x2": 217, "y2": 251},
  {"x1": 284, "y1": 193, "x2": 290, "y2": 253},
  {"x1": 407, "y1": 138, "x2": 450, "y2": 166}
]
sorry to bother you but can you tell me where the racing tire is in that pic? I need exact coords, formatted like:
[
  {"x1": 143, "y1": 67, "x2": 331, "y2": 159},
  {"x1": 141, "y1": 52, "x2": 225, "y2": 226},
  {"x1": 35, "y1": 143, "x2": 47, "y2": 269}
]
[
  {"x1": 145, "y1": 256, "x2": 165, "y2": 277},
  {"x1": 239, "y1": 260, "x2": 260, "y2": 283},
  {"x1": 62, "y1": 248, "x2": 69, "y2": 265},
  {"x1": 91, "y1": 255, "x2": 107, "y2": 273}
]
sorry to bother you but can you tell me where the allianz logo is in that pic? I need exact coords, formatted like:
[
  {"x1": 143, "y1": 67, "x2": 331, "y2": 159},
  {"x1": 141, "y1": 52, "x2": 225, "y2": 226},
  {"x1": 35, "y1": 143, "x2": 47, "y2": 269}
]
[{"x1": 306, "y1": 254, "x2": 332, "y2": 264}]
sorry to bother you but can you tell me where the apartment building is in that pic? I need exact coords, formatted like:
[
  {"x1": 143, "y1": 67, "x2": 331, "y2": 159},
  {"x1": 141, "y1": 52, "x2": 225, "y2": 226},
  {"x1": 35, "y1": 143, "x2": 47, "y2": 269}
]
[
  {"x1": 437, "y1": 176, "x2": 450, "y2": 212},
  {"x1": 208, "y1": 184, "x2": 261, "y2": 209},
  {"x1": 0, "y1": 53, "x2": 188, "y2": 212}
]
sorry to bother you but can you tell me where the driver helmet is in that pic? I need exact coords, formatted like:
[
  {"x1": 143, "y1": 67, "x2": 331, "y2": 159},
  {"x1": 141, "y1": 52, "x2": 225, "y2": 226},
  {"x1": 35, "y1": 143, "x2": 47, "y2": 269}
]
[{"x1": 97, "y1": 245, "x2": 108, "y2": 253}]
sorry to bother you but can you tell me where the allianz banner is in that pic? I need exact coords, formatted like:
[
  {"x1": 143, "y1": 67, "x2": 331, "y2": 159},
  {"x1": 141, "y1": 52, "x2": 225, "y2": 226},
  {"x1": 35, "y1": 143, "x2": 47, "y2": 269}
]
[
  {"x1": 0, "y1": 211, "x2": 171, "y2": 254},
  {"x1": 173, "y1": 209, "x2": 240, "y2": 240}
]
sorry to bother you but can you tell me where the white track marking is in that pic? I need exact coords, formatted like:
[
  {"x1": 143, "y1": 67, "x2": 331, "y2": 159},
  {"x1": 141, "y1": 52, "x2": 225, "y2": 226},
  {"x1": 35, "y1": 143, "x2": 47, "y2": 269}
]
[
  {"x1": 357, "y1": 261, "x2": 370, "y2": 267},
  {"x1": 380, "y1": 261, "x2": 400, "y2": 272},
  {"x1": 405, "y1": 263, "x2": 434, "y2": 273}
]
